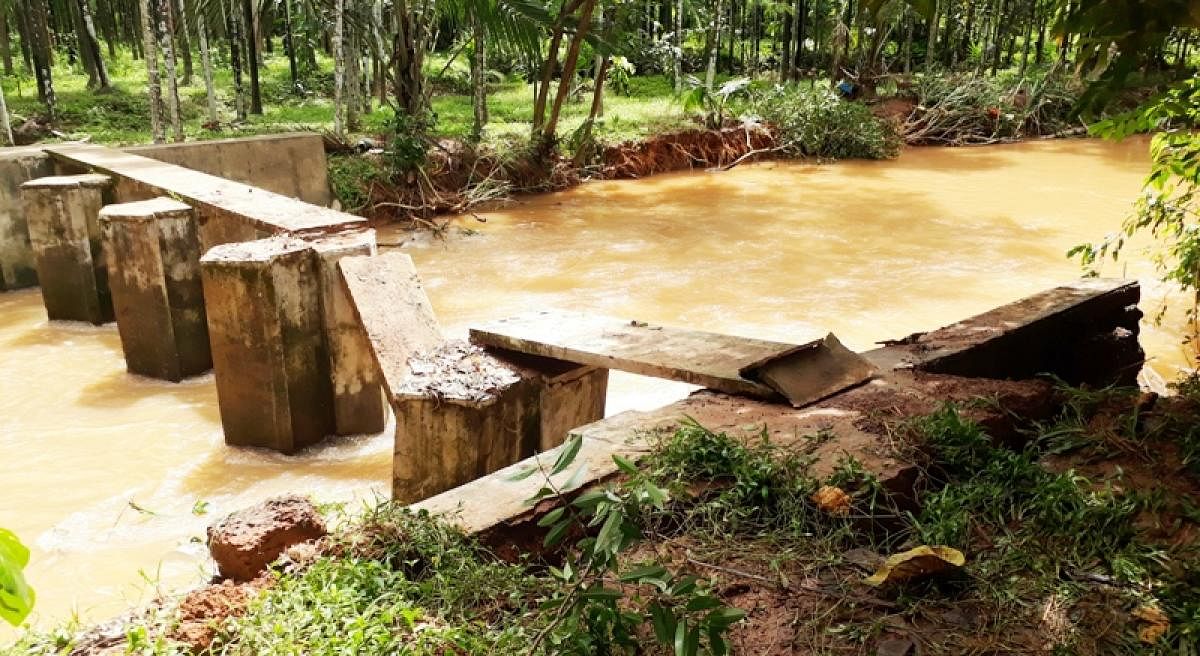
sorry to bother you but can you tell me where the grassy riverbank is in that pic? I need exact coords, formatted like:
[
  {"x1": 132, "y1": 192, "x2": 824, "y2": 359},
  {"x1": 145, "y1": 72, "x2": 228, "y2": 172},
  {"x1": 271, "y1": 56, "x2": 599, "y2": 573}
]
[{"x1": 6, "y1": 378, "x2": 1200, "y2": 655}]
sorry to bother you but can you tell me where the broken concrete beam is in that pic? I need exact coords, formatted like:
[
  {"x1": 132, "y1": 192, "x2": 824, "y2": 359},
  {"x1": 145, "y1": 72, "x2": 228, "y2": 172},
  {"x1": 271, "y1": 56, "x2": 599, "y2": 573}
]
[
  {"x1": 200, "y1": 236, "x2": 333, "y2": 453},
  {"x1": 336, "y1": 251, "x2": 445, "y2": 397},
  {"x1": 20, "y1": 173, "x2": 115, "y2": 323},
  {"x1": 312, "y1": 231, "x2": 386, "y2": 435},
  {"x1": 470, "y1": 310, "x2": 819, "y2": 398},
  {"x1": 99, "y1": 198, "x2": 210, "y2": 381},
  {"x1": 0, "y1": 146, "x2": 54, "y2": 290},
  {"x1": 897, "y1": 278, "x2": 1143, "y2": 387}
]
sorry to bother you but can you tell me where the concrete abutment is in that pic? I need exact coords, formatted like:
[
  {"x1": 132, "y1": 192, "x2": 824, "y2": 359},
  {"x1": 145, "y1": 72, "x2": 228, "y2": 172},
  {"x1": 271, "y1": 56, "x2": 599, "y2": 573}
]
[{"x1": 99, "y1": 198, "x2": 210, "y2": 381}]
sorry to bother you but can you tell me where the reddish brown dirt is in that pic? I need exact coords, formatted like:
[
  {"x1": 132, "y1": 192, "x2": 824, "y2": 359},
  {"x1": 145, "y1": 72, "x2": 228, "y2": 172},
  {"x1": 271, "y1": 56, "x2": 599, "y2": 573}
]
[
  {"x1": 599, "y1": 125, "x2": 778, "y2": 179},
  {"x1": 169, "y1": 576, "x2": 273, "y2": 652}
]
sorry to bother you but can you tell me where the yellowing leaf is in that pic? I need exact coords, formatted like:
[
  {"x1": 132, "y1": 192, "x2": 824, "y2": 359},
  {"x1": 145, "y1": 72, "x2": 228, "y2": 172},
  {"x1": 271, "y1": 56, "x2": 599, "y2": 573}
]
[
  {"x1": 1133, "y1": 604, "x2": 1170, "y2": 644},
  {"x1": 864, "y1": 546, "x2": 965, "y2": 587}
]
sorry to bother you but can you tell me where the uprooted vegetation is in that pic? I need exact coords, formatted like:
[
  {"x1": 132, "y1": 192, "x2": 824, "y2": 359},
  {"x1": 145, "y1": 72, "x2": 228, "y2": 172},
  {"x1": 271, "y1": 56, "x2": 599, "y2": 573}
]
[{"x1": 9, "y1": 377, "x2": 1200, "y2": 655}]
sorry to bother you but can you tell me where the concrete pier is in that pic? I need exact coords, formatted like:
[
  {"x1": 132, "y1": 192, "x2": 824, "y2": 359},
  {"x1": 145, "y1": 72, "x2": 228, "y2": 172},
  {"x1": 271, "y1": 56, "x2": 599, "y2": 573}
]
[
  {"x1": 0, "y1": 147, "x2": 54, "y2": 290},
  {"x1": 313, "y1": 231, "x2": 386, "y2": 435},
  {"x1": 201, "y1": 236, "x2": 333, "y2": 453},
  {"x1": 100, "y1": 198, "x2": 210, "y2": 381},
  {"x1": 21, "y1": 174, "x2": 115, "y2": 324}
]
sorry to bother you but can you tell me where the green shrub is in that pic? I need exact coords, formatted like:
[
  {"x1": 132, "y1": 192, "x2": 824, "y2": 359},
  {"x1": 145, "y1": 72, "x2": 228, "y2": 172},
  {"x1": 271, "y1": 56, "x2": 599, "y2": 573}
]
[{"x1": 749, "y1": 85, "x2": 900, "y2": 160}]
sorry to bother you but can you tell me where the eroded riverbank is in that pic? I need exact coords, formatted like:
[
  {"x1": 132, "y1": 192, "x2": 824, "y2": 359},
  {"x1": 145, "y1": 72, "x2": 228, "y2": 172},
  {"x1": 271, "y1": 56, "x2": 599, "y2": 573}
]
[{"x1": 1, "y1": 136, "x2": 1187, "y2": 639}]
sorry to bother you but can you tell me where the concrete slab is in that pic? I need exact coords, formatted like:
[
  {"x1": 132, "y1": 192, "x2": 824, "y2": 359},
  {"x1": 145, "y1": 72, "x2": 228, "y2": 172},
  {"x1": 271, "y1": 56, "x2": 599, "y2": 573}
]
[
  {"x1": 44, "y1": 145, "x2": 362, "y2": 251},
  {"x1": 742, "y1": 333, "x2": 877, "y2": 408},
  {"x1": 312, "y1": 231, "x2": 386, "y2": 435},
  {"x1": 470, "y1": 310, "x2": 818, "y2": 398},
  {"x1": 21, "y1": 173, "x2": 115, "y2": 324},
  {"x1": 100, "y1": 197, "x2": 209, "y2": 381},
  {"x1": 897, "y1": 278, "x2": 1144, "y2": 387},
  {"x1": 337, "y1": 251, "x2": 444, "y2": 399},
  {"x1": 201, "y1": 236, "x2": 333, "y2": 453}
]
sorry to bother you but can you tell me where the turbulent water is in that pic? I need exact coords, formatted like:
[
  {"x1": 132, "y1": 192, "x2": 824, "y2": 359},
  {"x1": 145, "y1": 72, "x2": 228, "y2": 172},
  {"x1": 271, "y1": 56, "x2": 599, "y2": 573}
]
[{"x1": 1, "y1": 136, "x2": 1187, "y2": 638}]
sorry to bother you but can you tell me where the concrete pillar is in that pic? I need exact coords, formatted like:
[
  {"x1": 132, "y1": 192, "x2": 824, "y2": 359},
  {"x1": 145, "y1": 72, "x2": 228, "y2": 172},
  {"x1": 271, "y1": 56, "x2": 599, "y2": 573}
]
[
  {"x1": 313, "y1": 231, "x2": 387, "y2": 436},
  {"x1": 0, "y1": 148, "x2": 54, "y2": 291},
  {"x1": 99, "y1": 198, "x2": 210, "y2": 381},
  {"x1": 390, "y1": 342, "x2": 609, "y2": 503},
  {"x1": 20, "y1": 174, "x2": 114, "y2": 323},
  {"x1": 200, "y1": 236, "x2": 333, "y2": 453}
]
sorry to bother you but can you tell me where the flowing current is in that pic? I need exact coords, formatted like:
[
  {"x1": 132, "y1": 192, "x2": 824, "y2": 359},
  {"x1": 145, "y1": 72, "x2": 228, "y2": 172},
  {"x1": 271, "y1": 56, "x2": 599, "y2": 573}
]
[{"x1": 1, "y1": 137, "x2": 1188, "y2": 638}]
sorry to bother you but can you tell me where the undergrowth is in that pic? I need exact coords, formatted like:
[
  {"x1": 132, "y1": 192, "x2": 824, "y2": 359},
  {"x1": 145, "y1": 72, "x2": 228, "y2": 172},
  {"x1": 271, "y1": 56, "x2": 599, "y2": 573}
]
[{"x1": 7, "y1": 385, "x2": 1200, "y2": 655}]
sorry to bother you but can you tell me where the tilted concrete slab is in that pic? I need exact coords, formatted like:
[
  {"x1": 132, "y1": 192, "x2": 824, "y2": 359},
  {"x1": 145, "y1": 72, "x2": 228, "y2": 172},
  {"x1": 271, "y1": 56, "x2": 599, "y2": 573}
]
[
  {"x1": 312, "y1": 232, "x2": 387, "y2": 436},
  {"x1": 469, "y1": 310, "x2": 820, "y2": 398},
  {"x1": 100, "y1": 197, "x2": 210, "y2": 381},
  {"x1": 337, "y1": 251, "x2": 445, "y2": 399},
  {"x1": 21, "y1": 173, "x2": 115, "y2": 324},
  {"x1": 890, "y1": 278, "x2": 1143, "y2": 387},
  {"x1": 44, "y1": 144, "x2": 363, "y2": 250}
]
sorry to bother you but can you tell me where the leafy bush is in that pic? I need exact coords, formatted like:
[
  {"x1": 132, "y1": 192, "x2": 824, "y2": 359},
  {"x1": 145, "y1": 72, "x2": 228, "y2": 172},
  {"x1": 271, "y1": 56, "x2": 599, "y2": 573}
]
[{"x1": 749, "y1": 85, "x2": 900, "y2": 160}]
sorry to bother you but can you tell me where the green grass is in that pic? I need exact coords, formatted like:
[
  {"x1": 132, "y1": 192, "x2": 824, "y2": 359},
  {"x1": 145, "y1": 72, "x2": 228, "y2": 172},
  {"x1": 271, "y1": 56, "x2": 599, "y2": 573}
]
[{"x1": 3, "y1": 48, "x2": 693, "y2": 149}]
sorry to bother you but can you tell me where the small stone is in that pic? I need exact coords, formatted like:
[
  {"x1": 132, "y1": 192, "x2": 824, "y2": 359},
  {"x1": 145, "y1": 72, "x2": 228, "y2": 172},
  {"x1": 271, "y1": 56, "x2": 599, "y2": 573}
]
[
  {"x1": 812, "y1": 485, "x2": 852, "y2": 516},
  {"x1": 207, "y1": 495, "x2": 327, "y2": 581},
  {"x1": 875, "y1": 637, "x2": 914, "y2": 656}
]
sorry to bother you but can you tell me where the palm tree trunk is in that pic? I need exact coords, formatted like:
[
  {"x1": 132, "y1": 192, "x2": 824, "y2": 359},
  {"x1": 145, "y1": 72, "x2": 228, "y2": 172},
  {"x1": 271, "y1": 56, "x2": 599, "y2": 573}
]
[
  {"x1": 241, "y1": 0, "x2": 263, "y2": 113},
  {"x1": 543, "y1": 0, "x2": 598, "y2": 142},
  {"x1": 196, "y1": 6, "x2": 218, "y2": 123},
  {"x1": 0, "y1": 81, "x2": 13, "y2": 146},
  {"x1": 141, "y1": 0, "x2": 166, "y2": 141},
  {"x1": 333, "y1": 0, "x2": 346, "y2": 136},
  {"x1": 0, "y1": 11, "x2": 13, "y2": 75},
  {"x1": 226, "y1": 0, "x2": 248, "y2": 120},
  {"x1": 76, "y1": 0, "x2": 112, "y2": 90},
  {"x1": 673, "y1": 0, "x2": 683, "y2": 93},
  {"x1": 533, "y1": 0, "x2": 584, "y2": 135},
  {"x1": 282, "y1": 0, "x2": 299, "y2": 90},
  {"x1": 175, "y1": 0, "x2": 193, "y2": 85},
  {"x1": 704, "y1": 0, "x2": 722, "y2": 90},
  {"x1": 159, "y1": 0, "x2": 184, "y2": 141},
  {"x1": 29, "y1": 0, "x2": 56, "y2": 117},
  {"x1": 469, "y1": 12, "x2": 487, "y2": 142}
]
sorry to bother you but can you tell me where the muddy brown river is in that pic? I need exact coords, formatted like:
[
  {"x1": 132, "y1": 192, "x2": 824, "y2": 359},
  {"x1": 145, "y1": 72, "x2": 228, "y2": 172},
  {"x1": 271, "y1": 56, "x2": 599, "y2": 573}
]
[{"x1": 1, "y1": 136, "x2": 1190, "y2": 637}]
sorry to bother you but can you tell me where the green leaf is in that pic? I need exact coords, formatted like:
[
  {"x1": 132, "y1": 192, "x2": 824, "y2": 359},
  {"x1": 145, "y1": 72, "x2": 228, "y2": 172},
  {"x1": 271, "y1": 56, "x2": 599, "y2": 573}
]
[
  {"x1": 650, "y1": 602, "x2": 677, "y2": 644},
  {"x1": 594, "y1": 508, "x2": 624, "y2": 556},
  {"x1": 543, "y1": 520, "x2": 571, "y2": 548},
  {"x1": 572, "y1": 490, "x2": 608, "y2": 509},
  {"x1": 0, "y1": 529, "x2": 35, "y2": 627},
  {"x1": 612, "y1": 454, "x2": 640, "y2": 476},
  {"x1": 705, "y1": 607, "x2": 747, "y2": 631},
  {"x1": 505, "y1": 464, "x2": 539, "y2": 481},
  {"x1": 674, "y1": 617, "x2": 688, "y2": 656},
  {"x1": 537, "y1": 507, "x2": 565, "y2": 528},
  {"x1": 684, "y1": 595, "x2": 723, "y2": 612},
  {"x1": 551, "y1": 434, "x2": 583, "y2": 476},
  {"x1": 619, "y1": 564, "x2": 668, "y2": 583}
]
